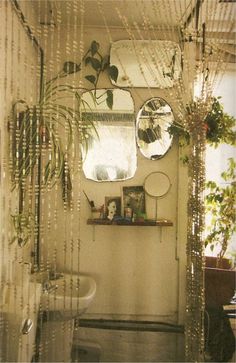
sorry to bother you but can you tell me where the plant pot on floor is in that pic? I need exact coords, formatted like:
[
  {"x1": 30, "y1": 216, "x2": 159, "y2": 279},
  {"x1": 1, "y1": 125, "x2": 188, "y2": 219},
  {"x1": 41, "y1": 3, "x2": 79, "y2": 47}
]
[
  {"x1": 205, "y1": 267, "x2": 236, "y2": 309},
  {"x1": 204, "y1": 266, "x2": 236, "y2": 362},
  {"x1": 205, "y1": 256, "x2": 232, "y2": 269}
]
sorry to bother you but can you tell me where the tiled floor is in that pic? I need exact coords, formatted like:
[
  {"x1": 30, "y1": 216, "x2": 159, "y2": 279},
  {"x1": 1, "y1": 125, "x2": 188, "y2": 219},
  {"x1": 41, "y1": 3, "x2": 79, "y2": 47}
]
[{"x1": 73, "y1": 327, "x2": 185, "y2": 362}]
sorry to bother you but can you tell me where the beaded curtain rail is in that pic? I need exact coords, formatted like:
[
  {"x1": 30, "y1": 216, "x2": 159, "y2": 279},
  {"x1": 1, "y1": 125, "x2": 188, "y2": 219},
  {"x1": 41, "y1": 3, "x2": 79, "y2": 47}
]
[{"x1": 0, "y1": 0, "x2": 235, "y2": 362}]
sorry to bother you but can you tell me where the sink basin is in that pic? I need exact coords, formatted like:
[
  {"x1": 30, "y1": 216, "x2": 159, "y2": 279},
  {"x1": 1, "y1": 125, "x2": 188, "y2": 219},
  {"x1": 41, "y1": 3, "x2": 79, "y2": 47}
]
[{"x1": 40, "y1": 273, "x2": 96, "y2": 319}]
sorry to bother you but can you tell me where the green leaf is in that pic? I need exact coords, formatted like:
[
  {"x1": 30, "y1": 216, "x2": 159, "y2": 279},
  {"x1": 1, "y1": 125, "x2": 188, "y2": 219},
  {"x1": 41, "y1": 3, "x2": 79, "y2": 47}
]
[
  {"x1": 91, "y1": 58, "x2": 101, "y2": 71},
  {"x1": 85, "y1": 75, "x2": 96, "y2": 85},
  {"x1": 102, "y1": 55, "x2": 110, "y2": 70},
  {"x1": 91, "y1": 41, "x2": 99, "y2": 56},
  {"x1": 108, "y1": 65, "x2": 118, "y2": 82},
  {"x1": 85, "y1": 56, "x2": 93, "y2": 65},
  {"x1": 106, "y1": 90, "x2": 113, "y2": 110}
]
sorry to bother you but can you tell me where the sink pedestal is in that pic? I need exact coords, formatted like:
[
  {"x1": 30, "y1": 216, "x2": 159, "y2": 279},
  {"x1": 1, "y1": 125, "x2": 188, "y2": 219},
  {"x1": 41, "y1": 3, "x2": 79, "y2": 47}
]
[{"x1": 39, "y1": 320, "x2": 74, "y2": 362}]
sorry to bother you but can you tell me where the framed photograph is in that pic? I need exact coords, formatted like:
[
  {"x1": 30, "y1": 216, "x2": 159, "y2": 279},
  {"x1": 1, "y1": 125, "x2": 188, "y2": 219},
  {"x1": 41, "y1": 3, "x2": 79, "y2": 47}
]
[
  {"x1": 123, "y1": 186, "x2": 145, "y2": 214},
  {"x1": 105, "y1": 196, "x2": 122, "y2": 220}
]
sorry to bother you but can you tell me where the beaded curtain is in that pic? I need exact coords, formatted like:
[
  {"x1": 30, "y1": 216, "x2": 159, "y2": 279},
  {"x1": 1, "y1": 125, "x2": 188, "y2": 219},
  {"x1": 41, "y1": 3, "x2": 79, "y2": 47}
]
[{"x1": 0, "y1": 0, "x2": 234, "y2": 362}]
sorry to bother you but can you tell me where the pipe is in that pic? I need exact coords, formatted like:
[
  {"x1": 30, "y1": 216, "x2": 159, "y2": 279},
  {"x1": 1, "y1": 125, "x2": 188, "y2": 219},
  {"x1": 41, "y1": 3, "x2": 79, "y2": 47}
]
[{"x1": 11, "y1": 0, "x2": 44, "y2": 271}]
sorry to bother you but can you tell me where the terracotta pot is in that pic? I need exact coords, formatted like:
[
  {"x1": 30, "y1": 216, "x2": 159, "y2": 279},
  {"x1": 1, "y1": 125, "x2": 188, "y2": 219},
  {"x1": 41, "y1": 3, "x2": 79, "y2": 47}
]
[
  {"x1": 205, "y1": 267, "x2": 236, "y2": 308},
  {"x1": 205, "y1": 256, "x2": 231, "y2": 269}
]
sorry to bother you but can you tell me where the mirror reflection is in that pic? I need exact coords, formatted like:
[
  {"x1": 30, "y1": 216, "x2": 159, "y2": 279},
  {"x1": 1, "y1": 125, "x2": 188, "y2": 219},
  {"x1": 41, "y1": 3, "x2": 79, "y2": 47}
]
[
  {"x1": 110, "y1": 40, "x2": 182, "y2": 88},
  {"x1": 136, "y1": 97, "x2": 174, "y2": 160},
  {"x1": 81, "y1": 89, "x2": 136, "y2": 181}
]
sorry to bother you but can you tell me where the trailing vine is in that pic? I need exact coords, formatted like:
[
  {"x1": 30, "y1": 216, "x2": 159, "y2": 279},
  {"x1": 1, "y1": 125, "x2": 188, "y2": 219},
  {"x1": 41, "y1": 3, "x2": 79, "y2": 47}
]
[{"x1": 168, "y1": 97, "x2": 236, "y2": 163}]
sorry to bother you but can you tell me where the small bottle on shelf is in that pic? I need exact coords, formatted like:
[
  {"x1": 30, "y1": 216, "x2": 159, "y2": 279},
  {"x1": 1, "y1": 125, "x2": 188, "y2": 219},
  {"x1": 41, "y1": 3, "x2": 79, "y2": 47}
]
[{"x1": 124, "y1": 204, "x2": 133, "y2": 221}]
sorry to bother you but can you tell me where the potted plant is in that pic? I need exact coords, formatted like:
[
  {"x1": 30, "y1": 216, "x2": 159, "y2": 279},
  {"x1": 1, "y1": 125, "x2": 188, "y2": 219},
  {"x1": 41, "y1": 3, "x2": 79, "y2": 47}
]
[
  {"x1": 168, "y1": 98, "x2": 236, "y2": 307},
  {"x1": 205, "y1": 157, "x2": 236, "y2": 269},
  {"x1": 204, "y1": 158, "x2": 236, "y2": 309},
  {"x1": 10, "y1": 40, "x2": 118, "y2": 246},
  {"x1": 168, "y1": 96, "x2": 236, "y2": 163}
]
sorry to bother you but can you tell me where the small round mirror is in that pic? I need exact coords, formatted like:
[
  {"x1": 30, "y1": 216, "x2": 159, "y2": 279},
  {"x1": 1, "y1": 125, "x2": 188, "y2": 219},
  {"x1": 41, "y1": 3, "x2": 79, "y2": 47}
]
[
  {"x1": 136, "y1": 97, "x2": 174, "y2": 160},
  {"x1": 144, "y1": 171, "x2": 171, "y2": 220},
  {"x1": 144, "y1": 171, "x2": 171, "y2": 198}
]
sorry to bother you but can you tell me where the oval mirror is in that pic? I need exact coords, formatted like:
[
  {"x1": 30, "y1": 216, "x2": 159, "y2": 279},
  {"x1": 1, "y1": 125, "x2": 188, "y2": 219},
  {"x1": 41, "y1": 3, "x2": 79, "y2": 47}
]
[{"x1": 136, "y1": 97, "x2": 174, "y2": 160}]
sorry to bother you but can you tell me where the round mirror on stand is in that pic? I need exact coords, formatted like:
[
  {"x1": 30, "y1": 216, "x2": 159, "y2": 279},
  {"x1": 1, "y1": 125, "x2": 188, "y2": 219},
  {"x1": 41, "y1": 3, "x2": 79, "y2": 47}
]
[
  {"x1": 136, "y1": 97, "x2": 174, "y2": 160},
  {"x1": 144, "y1": 171, "x2": 171, "y2": 221}
]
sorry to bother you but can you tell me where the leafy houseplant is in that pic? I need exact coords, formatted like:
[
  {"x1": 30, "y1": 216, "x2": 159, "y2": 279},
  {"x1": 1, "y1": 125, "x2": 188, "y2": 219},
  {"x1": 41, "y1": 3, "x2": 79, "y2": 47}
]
[
  {"x1": 168, "y1": 97, "x2": 235, "y2": 263},
  {"x1": 205, "y1": 158, "x2": 236, "y2": 267},
  {"x1": 204, "y1": 161, "x2": 235, "y2": 363},
  {"x1": 168, "y1": 97, "x2": 236, "y2": 163},
  {"x1": 10, "y1": 40, "x2": 118, "y2": 246},
  {"x1": 170, "y1": 98, "x2": 236, "y2": 361}
]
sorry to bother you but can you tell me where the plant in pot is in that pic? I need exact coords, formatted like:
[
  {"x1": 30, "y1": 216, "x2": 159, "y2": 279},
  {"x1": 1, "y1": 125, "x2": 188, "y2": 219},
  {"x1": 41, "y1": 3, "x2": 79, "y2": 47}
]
[
  {"x1": 204, "y1": 157, "x2": 236, "y2": 269},
  {"x1": 168, "y1": 97, "x2": 236, "y2": 301},
  {"x1": 168, "y1": 96, "x2": 236, "y2": 163},
  {"x1": 204, "y1": 158, "x2": 236, "y2": 307},
  {"x1": 10, "y1": 40, "x2": 118, "y2": 247},
  {"x1": 196, "y1": 101, "x2": 236, "y2": 362},
  {"x1": 204, "y1": 159, "x2": 236, "y2": 363}
]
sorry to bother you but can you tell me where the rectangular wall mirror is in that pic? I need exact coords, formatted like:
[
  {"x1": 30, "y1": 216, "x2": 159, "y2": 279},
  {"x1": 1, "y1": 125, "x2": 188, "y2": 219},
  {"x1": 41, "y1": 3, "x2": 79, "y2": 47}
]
[{"x1": 81, "y1": 89, "x2": 137, "y2": 182}]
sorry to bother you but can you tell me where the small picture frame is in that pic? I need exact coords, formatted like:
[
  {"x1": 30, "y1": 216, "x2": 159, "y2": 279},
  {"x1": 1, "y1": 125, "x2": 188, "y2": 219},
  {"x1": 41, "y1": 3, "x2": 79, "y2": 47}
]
[
  {"x1": 105, "y1": 196, "x2": 122, "y2": 221},
  {"x1": 123, "y1": 186, "x2": 145, "y2": 214}
]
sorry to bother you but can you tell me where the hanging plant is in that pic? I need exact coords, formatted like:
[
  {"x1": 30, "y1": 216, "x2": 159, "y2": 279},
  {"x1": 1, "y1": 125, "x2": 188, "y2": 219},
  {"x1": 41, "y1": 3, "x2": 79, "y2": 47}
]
[
  {"x1": 9, "y1": 40, "x2": 118, "y2": 247},
  {"x1": 168, "y1": 97, "x2": 236, "y2": 163},
  {"x1": 10, "y1": 40, "x2": 119, "y2": 206},
  {"x1": 204, "y1": 97, "x2": 235, "y2": 146}
]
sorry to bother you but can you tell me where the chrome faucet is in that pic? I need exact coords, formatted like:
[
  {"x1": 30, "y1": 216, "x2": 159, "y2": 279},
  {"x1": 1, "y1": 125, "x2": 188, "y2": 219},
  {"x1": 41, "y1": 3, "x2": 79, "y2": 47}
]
[
  {"x1": 49, "y1": 271, "x2": 64, "y2": 280},
  {"x1": 42, "y1": 280, "x2": 58, "y2": 294}
]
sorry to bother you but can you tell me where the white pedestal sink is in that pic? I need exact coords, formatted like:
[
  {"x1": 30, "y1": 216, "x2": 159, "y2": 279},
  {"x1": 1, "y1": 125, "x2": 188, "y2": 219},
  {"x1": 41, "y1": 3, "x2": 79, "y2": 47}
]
[
  {"x1": 31, "y1": 273, "x2": 96, "y2": 362},
  {"x1": 37, "y1": 273, "x2": 96, "y2": 319}
]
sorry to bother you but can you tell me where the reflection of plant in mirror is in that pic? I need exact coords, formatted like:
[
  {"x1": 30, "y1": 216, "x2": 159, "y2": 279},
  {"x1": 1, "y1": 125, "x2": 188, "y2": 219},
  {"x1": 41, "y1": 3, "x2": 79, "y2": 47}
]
[
  {"x1": 10, "y1": 40, "x2": 118, "y2": 206},
  {"x1": 168, "y1": 97, "x2": 236, "y2": 163},
  {"x1": 137, "y1": 97, "x2": 174, "y2": 160},
  {"x1": 205, "y1": 158, "x2": 236, "y2": 264}
]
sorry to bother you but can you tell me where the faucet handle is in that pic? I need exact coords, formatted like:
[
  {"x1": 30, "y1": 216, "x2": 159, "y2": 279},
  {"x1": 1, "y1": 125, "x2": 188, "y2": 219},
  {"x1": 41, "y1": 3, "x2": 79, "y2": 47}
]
[
  {"x1": 42, "y1": 280, "x2": 52, "y2": 293},
  {"x1": 42, "y1": 280, "x2": 58, "y2": 294},
  {"x1": 49, "y1": 271, "x2": 64, "y2": 280}
]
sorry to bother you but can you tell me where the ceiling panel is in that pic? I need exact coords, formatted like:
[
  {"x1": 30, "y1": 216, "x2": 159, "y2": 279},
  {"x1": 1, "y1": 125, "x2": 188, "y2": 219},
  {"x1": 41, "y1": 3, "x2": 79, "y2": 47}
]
[
  {"x1": 31, "y1": 0, "x2": 236, "y2": 54},
  {"x1": 32, "y1": 0, "x2": 193, "y2": 28}
]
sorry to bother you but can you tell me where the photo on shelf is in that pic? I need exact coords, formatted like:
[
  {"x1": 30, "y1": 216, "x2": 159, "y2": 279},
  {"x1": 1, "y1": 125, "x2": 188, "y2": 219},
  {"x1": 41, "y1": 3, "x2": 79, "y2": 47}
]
[
  {"x1": 105, "y1": 196, "x2": 122, "y2": 221},
  {"x1": 122, "y1": 186, "x2": 145, "y2": 215}
]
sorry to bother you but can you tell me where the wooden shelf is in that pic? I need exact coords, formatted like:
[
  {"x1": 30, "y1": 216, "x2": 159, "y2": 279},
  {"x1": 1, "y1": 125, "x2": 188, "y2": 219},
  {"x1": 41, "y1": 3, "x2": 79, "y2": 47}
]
[{"x1": 87, "y1": 219, "x2": 173, "y2": 226}]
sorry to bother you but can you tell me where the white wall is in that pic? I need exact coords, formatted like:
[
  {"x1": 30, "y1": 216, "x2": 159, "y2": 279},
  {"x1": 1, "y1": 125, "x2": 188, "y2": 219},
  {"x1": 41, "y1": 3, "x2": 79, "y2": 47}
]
[{"x1": 41, "y1": 27, "x2": 189, "y2": 325}]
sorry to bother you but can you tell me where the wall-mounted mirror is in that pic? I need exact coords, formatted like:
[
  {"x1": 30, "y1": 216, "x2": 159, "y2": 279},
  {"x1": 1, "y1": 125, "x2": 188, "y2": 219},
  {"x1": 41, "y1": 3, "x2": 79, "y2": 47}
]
[
  {"x1": 136, "y1": 97, "x2": 174, "y2": 160},
  {"x1": 81, "y1": 89, "x2": 137, "y2": 182},
  {"x1": 110, "y1": 40, "x2": 182, "y2": 88}
]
